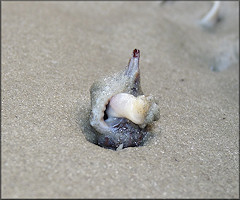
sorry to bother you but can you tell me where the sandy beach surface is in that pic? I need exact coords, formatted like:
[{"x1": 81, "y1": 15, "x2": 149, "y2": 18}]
[{"x1": 2, "y1": 1, "x2": 239, "y2": 198}]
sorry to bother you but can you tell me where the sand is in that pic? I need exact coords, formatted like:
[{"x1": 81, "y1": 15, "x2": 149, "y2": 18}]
[{"x1": 2, "y1": 1, "x2": 239, "y2": 198}]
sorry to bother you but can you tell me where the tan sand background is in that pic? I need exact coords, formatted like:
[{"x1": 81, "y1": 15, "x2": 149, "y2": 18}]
[{"x1": 2, "y1": 1, "x2": 239, "y2": 198}]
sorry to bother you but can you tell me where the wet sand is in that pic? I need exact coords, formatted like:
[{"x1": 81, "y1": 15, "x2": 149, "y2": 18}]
[{"x1": 2, "y1": 1, "x2": 239, "y2": 198}]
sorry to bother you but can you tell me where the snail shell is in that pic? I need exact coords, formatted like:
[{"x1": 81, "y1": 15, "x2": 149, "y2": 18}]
[{"x1": 89, "y1": 49, "x2": 160, "y2": 150}]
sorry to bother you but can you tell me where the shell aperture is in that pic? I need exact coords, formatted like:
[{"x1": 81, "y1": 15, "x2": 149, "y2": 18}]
[{"x1": 89, "y1": 49, "x2": 160, "y2": 150}]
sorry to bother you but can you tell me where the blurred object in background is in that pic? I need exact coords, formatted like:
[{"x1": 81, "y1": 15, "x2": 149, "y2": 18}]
[{"x1": 200, "y1": 1, "x2": 221, "y2": 30}]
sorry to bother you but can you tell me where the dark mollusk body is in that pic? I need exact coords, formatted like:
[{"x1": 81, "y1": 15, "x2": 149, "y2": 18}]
[{"x1": 97, "y1": 118, "x2": 148, "y2": 150}]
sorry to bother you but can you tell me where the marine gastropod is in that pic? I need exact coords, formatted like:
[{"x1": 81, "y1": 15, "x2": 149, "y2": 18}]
[{"x1": 90, "y1": 49, "x2": 160, "y2": 150}]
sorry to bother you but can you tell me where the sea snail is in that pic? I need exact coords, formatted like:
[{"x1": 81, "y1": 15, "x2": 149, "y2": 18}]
[{"x1": 89, "y1": 49, "x2": 160, "y2": 150}]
